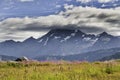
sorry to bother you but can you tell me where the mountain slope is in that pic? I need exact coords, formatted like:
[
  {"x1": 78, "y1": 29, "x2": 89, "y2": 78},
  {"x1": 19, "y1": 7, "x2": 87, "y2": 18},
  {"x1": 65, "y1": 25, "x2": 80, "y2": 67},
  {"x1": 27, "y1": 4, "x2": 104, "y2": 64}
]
[
  {"x1": 100, "y1": 52, "x2": 120, "y2": 61},
  {"x1": 35, "y1": 47, "x2": 120, "y2": 62},
  {"x1": 0, "y1": 55, "x2": 17, "y2": 61},
  {"x1": 88, "y1": 32, "x2": 120, "y2": 51},
  {"x1": 37, "y1": 29, "x2": 97, "y2": 56}
]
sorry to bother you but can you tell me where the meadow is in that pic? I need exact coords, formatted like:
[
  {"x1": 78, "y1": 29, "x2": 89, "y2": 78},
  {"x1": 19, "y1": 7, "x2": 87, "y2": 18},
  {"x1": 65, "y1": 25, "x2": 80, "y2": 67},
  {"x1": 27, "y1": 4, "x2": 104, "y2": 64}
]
[{"x1": 0, "y1": 60, "x2": 120, "y2": 80}]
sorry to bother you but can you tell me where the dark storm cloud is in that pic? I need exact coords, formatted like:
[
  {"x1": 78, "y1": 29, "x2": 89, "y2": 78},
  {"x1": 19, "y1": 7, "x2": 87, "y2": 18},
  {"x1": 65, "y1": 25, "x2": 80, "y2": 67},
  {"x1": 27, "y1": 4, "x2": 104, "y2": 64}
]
[
  {"x1": 105, "y1": 18, "x2": 120, "y2": 24},
  {"x1": 78, "y1": 26, "x2": 105, "y2": 33},
  {"x1": 0, "y1": 7, "x2": 120, "y2": 41},
  {"x1": 18, "y1": 23, "x2": 105, "y2": 34}
]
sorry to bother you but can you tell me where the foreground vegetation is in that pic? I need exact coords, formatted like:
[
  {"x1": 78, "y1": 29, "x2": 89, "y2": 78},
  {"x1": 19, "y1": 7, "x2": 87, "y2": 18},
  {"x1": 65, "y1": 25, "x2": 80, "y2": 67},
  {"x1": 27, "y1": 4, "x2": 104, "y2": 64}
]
[{"x1": 0, "y1": 60, "x2": 120, "y2": 80}]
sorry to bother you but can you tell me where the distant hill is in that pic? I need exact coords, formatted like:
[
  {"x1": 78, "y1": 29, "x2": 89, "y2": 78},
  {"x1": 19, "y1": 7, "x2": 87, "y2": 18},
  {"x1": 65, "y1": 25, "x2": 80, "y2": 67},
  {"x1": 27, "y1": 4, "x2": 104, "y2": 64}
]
[
  {"x1": 35, "y1": 47, "x2": 120, "y2": 62},
  {"x1": 100, "y1": 52, "x2": 120, "y2": 61},
  {"x1": 0, "y1": 55, "x2": 17, "y2": 61}
]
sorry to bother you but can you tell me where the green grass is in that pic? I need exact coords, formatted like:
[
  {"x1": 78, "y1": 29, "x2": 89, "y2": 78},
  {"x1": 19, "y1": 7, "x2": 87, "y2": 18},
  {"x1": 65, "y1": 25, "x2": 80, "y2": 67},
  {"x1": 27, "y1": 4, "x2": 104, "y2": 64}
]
[{"x1": 0, "y1": 61, "x2": 120, "y2": 80}]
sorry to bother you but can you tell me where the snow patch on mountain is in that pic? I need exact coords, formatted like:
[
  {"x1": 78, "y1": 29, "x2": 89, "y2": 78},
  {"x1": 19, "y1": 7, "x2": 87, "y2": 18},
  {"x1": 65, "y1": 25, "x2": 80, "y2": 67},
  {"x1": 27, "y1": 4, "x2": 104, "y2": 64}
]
[
  {"x1": 64, "y1": 36, "x2": 71, "y2": 41},
  {"x1": 44, "y1": 37, "x2": 49, "y2": 46},
  {"x1": 60, "y1": 36, "x2": 71, "y2": 42},
  {"x1": 83, "y1": 37, "x2": 91, "y2": 41},
  {"x1": 82, "y1": 35, "x2": 85, "y2": 37},
  {"x1": 71, "y1": 33, "x2": 76, "y2": 36},
  {"x1": 38, "y1": 39, "x2": 43, "y2": 43},
  {"x1": 54, "y1": 36, "x2": 61, "y2": 39},
  {"x1": 50, "y1": 33, "x2": 55, "y2": 37},
  {"x1": 101, "y1": 37, "x2": 111, "y2": 42}
]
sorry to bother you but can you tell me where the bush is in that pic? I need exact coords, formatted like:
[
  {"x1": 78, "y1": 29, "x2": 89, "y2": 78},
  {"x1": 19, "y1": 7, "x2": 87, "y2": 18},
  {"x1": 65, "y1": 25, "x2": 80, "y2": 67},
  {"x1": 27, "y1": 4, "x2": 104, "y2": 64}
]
[{"x1": 105, "y1": 63, "x2": 113, "y2": 74}]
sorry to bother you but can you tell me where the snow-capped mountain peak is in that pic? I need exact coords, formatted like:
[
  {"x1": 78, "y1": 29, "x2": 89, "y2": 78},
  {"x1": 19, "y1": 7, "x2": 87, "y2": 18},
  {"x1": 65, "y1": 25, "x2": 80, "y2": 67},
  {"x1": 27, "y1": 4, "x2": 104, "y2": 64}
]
[{"x1": 0, "y1": 29, "x2": 120, "y2": 58}]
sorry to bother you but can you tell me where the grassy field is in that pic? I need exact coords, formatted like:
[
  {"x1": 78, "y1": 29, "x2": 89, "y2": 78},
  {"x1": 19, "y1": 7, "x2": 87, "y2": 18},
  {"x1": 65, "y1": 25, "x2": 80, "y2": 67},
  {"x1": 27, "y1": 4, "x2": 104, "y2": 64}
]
[{"x1": 0, "y1": 60, "x2": 120, "y2": 80}]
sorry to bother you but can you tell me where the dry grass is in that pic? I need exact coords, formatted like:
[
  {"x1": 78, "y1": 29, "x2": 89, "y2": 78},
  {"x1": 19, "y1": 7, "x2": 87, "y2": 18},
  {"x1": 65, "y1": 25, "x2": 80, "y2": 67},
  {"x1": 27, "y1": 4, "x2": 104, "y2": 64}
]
[{"x1": 0, "y1": 61, "x2": 120, "y2": 80}]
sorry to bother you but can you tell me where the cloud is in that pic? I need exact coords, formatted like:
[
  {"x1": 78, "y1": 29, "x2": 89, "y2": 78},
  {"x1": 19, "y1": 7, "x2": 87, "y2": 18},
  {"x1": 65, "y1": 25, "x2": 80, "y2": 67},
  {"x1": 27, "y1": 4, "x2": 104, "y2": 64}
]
[
  {"x1": 19, "y1": 0, "x2": 34, "y2": 2},
  {"x1": 76, "y1": 0, "x2": 113, "y2": 3},
  {"x1": 76, "y1": 0, "x2": 91, "y2": 3},
  {"x1": 0, "y1": 6, "x2": 120, "y2": 41},
  {"x1": 98, "y1": 0, "x2": 112, "y2": 3},
  {"x1": 64, "y1": 4, "x2": 74, "y2": 10}
]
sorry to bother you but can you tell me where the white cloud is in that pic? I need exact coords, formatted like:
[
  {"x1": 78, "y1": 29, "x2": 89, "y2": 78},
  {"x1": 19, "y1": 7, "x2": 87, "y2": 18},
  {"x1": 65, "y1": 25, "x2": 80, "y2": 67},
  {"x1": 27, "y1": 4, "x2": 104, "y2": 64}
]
[
  {"x1": 76, "y1": 0, "x2": 113, "y2": 3},
  {"x1": 19, "y1": 0, "x2": 34, "y2": 2},
  {"x1": 98, "y1": 0, "x2": 112, "y2": 3},
  {"x1": 0, "y1": 6, "x2": 120, "y2": 41},
  {"x1": 76, "y1": 0, "x2": 91, "y2": 3},
  {"x1": 64, "y1": 4, "x2": 74, "y2": 10},
  {"x1": 56, "y1": 5, "x2": 62, "y2": 8},
  {"x1": 66, "y1": 0, "x2": 72, "y2": 2}
]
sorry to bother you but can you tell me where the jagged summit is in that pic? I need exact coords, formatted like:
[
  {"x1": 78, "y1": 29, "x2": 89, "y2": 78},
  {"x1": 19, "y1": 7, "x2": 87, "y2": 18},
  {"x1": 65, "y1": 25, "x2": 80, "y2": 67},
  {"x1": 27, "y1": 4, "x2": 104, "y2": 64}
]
[
  {"x1": 1, "y1": 40, "x2": 17, "y2": 45},
  {"x1": 100, "y1": 32, "x2": 108, "y2": 35},
  {"x1": 98, "y1": 31, "x2": 113, "y2": 38},
  {"x1": 3, "y1": 40, "x2": 16, "y2": 43},
  {"x1": 23, "y1": 37, "x2": 37, "y2": 43},
  {"x1": 37, "y1": 28, "x2": 87, "y2": 42}
]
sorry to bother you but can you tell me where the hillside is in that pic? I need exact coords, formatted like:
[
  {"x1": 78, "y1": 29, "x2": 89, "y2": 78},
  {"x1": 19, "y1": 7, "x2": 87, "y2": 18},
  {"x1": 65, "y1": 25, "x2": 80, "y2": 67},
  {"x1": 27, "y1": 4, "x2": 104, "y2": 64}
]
[
  {"x1": 35, "y1": 47, "x2": 120, "y2": 62},
  {"x1": 0, "y1": 55, "x2": 17, "y2": 61},
  {"x1": 100, "y1": 52, "x2": 120, "y2": 61}
]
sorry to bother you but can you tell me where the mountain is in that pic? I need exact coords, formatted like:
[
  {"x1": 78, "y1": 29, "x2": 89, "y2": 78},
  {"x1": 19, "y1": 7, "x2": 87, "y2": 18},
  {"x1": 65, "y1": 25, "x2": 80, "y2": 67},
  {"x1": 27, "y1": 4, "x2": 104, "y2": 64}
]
[
  {"x1": 0, "y1": 29, "x2": 120, "y2": 59},
  {"x1": 88, "y1": 32, "x2": 120, "y2": 51},
  {"x1": 37, "y1": 29, "x2": 97, "y2": 56}
]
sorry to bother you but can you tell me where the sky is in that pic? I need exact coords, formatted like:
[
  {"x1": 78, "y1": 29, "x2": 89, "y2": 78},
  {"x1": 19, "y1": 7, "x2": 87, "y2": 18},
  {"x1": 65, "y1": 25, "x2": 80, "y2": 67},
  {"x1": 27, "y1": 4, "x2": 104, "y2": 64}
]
[{"x1": 0, "y1": 0, "x2": 120, "y2": 41}]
